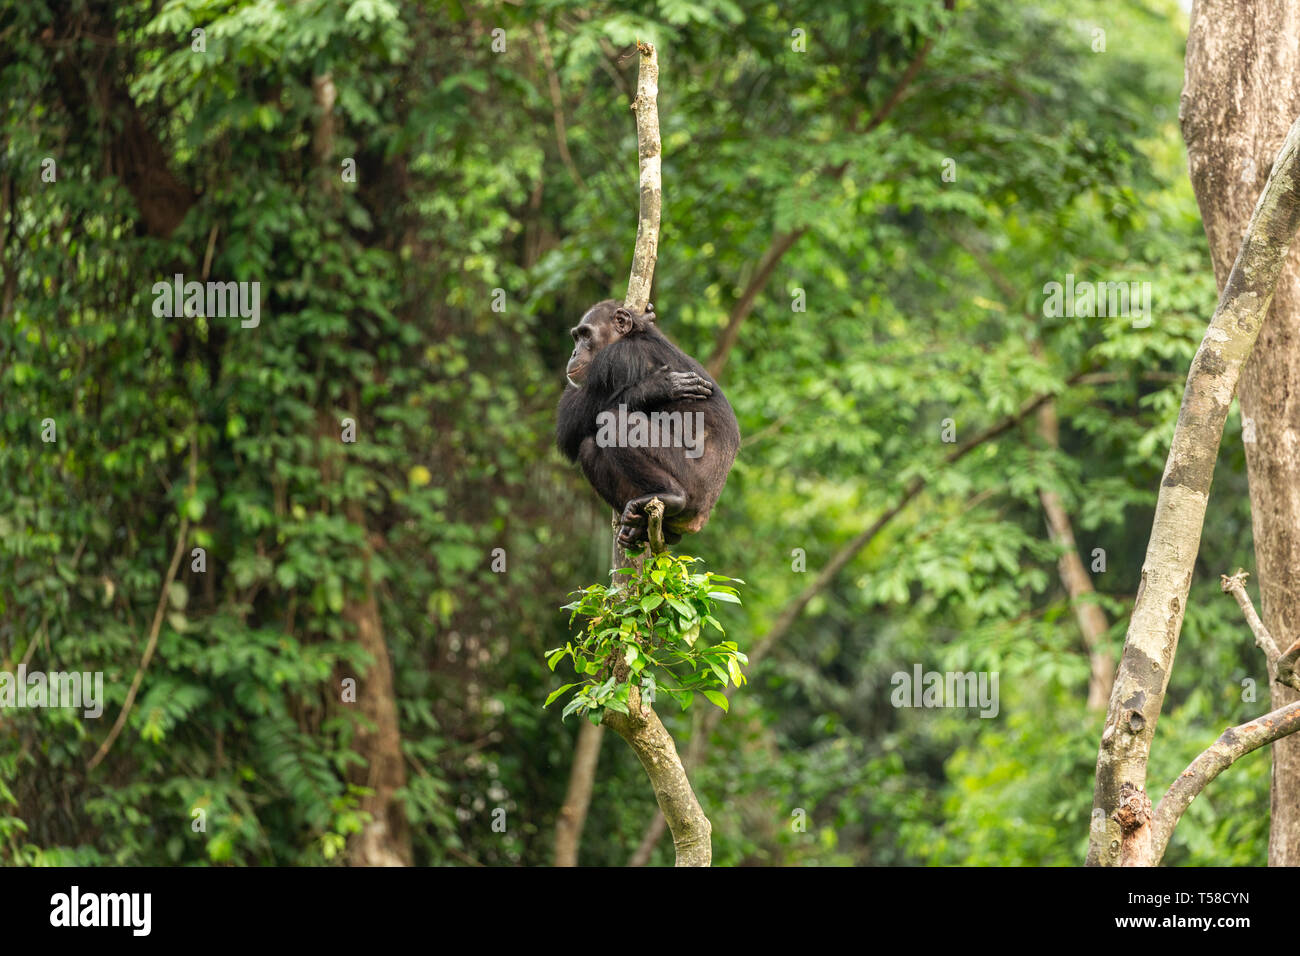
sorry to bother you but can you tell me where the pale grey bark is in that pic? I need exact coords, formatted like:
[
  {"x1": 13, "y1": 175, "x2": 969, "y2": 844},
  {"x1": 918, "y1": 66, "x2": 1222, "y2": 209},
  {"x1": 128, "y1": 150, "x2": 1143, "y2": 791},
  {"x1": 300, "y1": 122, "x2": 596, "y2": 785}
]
[
  {"x1": 1182, "y1": 0, "x2": 1300, "y2": 865},
  {"x1": 1086, "y1": 112, "x2": 1300, "y2": 867},
  {"x1": 624, "y1": 41, "x2": 660, "y2": 316}
]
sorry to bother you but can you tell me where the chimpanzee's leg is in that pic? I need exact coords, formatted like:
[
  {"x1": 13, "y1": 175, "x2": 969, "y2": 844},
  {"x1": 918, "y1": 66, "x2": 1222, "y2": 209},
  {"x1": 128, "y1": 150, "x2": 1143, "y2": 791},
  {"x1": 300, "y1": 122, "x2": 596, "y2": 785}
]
[
  {"x1": 574, "y1": 439, "x2": 688, "y2": 548},
  {"x1": 617, "y1": 491, "x2": 687, "y2": 548}
]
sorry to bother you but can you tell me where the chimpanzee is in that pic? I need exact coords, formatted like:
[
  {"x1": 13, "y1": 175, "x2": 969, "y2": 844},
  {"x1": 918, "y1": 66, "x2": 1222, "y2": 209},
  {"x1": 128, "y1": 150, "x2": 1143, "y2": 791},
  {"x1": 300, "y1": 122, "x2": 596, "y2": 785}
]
[{"x1": 556, "y1": 300, "x2": 739, "y2": 548}]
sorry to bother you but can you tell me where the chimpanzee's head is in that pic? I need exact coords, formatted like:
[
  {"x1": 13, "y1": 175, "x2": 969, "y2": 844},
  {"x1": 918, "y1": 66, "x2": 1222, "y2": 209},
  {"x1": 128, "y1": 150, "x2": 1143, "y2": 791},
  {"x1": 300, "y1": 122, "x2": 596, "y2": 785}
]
[{"x1": 565, "y1": 300, "x2": 655, "y2": 387}]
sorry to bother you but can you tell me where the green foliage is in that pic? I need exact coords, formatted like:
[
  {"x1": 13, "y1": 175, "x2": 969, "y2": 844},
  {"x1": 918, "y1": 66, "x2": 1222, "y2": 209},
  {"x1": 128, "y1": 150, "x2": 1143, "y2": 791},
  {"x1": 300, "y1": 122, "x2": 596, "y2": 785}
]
[{"x1": 548, "y1": 554, "x2": 745, "y2": 721}]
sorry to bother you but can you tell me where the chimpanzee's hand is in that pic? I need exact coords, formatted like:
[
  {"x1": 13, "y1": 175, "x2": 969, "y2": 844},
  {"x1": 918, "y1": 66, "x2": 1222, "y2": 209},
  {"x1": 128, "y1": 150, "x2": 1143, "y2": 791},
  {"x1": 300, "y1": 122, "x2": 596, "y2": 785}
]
[
  {"x1": 663, "y1": 367, "x2": 713, "y2": 401},
  {"x1": 615, "y1": 304, "x2": 655, "y2": 325},
  {"x1": 617, "y1": 522, "x2": 646, "y2": 548}
]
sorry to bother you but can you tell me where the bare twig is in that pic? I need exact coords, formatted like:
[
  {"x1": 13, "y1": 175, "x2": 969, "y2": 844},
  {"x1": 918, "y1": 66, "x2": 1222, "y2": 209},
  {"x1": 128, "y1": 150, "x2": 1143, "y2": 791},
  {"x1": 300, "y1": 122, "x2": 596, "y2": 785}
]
[
  {"x1": 1220, "y1": 569, "x2": 1283, "y2": 662},
  {"x1": 645, "y1": 497, "x2": 666, "y2": 555}
]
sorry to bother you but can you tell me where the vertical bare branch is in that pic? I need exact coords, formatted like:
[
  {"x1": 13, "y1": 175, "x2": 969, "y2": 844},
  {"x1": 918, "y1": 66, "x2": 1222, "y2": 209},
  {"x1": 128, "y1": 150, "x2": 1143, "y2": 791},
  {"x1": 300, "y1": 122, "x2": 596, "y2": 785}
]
[
  {"x1": 609, "y1": 41, "x2": 711, "y2": 867},
  {"x1": 624, "y1": 41, "x2": 660, "y2": 315},
  {"x1": 555, "y1": 41, "x2": 711, "y2": 867}
]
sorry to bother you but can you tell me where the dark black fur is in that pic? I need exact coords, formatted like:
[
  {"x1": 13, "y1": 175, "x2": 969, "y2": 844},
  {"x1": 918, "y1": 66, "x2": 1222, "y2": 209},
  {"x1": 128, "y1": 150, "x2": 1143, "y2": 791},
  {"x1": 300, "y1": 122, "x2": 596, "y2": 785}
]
[{"x1": 556, "y1": 300, "x2": 739, "y2": 547}]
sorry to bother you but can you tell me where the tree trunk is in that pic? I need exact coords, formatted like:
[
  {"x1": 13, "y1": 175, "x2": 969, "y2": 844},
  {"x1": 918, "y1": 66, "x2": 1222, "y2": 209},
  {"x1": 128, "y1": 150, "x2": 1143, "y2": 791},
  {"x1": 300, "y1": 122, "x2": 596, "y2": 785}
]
[
  {"x1": 1037, "y1": 401, "x2": 1114, "y2": 710},
  {"x1": 1182, "y1": 0, "x2": 1300, "y2": 865},
  {"x1": 1086, "y1": 111, "x2": 1300, "y2": 865},
  {"x1": 318, "y1": 409, "x2": 411, "y2": 867},
  {"x1": 342, "y1": 566, "x2": 413, "y2": 867},
  {"x1": 603, "y1": 684, "x2": 711, "y2": 867},
  {"x1": 343, "y1": 500, "x2": 412, "y2": 867},
  {"x1": 554, "y1": 721, "x2": 603, "y2": 865}
]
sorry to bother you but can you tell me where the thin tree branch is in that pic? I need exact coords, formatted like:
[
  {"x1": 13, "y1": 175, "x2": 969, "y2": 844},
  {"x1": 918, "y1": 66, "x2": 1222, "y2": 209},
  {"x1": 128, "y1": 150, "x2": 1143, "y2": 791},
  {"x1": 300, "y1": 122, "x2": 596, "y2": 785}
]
[
  {"x1": 534, "y1": 22, "x2": 585, "y2": 189},
  {"x1": 706, "y1": 0, "x2": 955, "y2": 382},
  {"x1": 1148, "y1": 700, "x2": 1300, "y2": 864},
  {"x1": 1220, "y1": 569, "x2": 1284, "y2": 663},
  {"x1": 88, "y1": 474, "x2": 193, "y2": 771},
  {"x1": 860, "y1": 0, "x2": 955, "y2": 134},
  {"x1": 1038, "y1": 400, "x2": 1114, "y2": 710},
  {"x1": 706, "y1": 227, "x2": 805, "y2": 380}
]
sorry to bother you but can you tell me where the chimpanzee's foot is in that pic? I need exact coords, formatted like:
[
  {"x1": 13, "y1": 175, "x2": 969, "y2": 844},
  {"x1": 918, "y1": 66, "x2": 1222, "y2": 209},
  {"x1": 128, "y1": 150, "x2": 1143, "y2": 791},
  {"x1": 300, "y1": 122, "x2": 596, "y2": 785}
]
[{"x1": 618, "y1": 523, "x2": 646, "y2": 548}]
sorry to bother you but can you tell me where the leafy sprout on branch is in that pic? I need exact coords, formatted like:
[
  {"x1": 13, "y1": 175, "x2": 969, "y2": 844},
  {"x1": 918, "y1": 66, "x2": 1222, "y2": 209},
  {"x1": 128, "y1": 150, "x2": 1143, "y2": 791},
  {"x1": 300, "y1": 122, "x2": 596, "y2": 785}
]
[{"x1": 546, "y1": 553, "x2": 746, "y2": 724}]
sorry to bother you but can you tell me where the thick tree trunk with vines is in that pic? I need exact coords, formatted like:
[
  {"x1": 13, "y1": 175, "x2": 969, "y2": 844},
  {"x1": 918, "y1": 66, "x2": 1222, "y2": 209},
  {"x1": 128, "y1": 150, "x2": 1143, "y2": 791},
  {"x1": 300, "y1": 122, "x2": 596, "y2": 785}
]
[{"x1": 318, "y1": 406, "x2": 412, "y2": 867}]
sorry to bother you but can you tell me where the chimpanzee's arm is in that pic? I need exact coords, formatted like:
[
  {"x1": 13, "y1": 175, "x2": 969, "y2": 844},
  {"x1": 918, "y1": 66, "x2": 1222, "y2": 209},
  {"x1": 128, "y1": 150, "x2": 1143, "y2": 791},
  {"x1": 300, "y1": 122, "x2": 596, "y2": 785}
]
[
  {"x1": 556, "y1": 386, "x2": 596, "y2": 461},
  {"x1": 606, "y1": 365, "x2": 713, "y2": 410}
]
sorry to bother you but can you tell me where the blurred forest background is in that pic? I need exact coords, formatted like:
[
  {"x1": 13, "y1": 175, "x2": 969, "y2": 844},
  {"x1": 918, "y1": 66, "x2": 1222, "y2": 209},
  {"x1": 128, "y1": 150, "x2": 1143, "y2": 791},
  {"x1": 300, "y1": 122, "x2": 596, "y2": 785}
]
[{"x1": 0, "y1": 0, "x2": 1274, "y2": 866}]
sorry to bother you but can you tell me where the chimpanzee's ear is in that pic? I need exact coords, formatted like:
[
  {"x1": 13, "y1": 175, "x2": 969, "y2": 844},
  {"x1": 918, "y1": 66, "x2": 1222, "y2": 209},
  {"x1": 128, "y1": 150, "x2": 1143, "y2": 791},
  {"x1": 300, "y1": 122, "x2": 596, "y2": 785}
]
[{"x1": 613, "y1": 306, "x2": 635, "y2": 334}]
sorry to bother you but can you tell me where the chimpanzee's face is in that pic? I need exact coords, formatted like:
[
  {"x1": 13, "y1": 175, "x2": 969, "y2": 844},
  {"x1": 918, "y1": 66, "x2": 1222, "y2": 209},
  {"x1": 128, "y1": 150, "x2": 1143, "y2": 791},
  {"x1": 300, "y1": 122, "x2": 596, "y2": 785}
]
[{"x1": 566, "y1": 300, "x2": 627, "y2": 387}]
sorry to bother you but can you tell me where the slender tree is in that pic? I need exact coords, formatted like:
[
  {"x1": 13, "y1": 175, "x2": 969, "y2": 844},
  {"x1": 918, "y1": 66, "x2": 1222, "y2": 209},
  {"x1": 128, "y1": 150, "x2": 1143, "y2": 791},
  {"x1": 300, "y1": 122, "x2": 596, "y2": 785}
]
[
  {"x1": 1087, "y1": 112, "x2": 1300, "y2": 867},
  {"x1": 1181, "y1": 0, "x2": 1300, "y2": 864}
]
